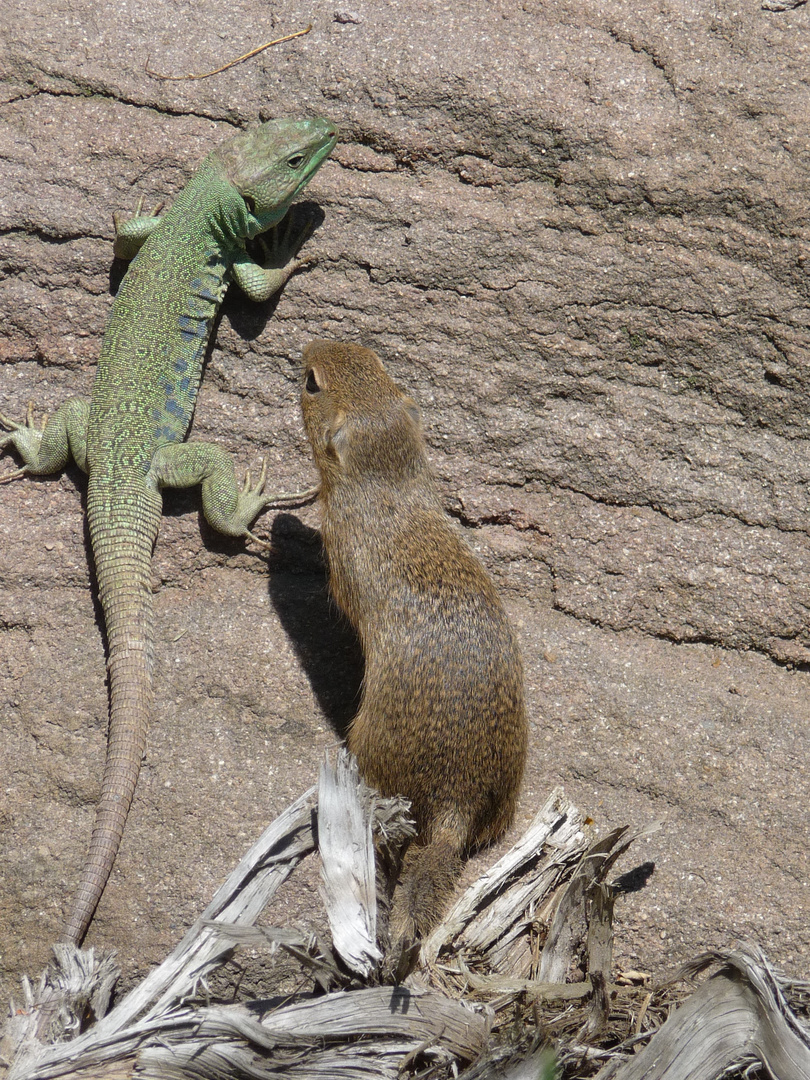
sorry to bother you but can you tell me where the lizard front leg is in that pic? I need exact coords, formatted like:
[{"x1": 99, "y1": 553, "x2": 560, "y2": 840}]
[
  {"x1": 112, "y1": 197, "x2": 165, "y2": 261},
  {"x1": 0, "y1": 397, "x2": 89, "y2": 481},
  {"x1": 232, "y1": 210, "x2": 318, "y2": 302},
  {"x1": 148, "y1": 441, "x2": 317, "y2": 544}
]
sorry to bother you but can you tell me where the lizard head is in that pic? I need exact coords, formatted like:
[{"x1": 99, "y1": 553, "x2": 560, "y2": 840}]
[{"x1": 215, "y1": 117, "x2": 338, "y2": 237}]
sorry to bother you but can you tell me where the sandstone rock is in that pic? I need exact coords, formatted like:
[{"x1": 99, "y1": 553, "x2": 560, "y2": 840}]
[{"x1": 1, "y1": 0, "x2": 808, "y2": 1003}]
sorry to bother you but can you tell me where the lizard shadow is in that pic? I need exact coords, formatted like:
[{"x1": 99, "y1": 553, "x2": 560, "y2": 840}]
[
  {"x1": 227, "y1": 203, "x2": 326, "y2": 342},
  {"x1": 265, "y1": 513, "x2": 365, "y2": 742}
]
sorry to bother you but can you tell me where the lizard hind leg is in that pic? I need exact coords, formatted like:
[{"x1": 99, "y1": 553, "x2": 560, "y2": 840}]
[
  {"x1": 149, "y1": 441, "x2": 314, "y2": 542},
  {"x1": 0, "y1": 397, "x2": 89, "y2": 479}
]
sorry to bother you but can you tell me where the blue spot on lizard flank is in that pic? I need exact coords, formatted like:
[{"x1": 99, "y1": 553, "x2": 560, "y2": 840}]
[
  {"x1": 178, "y1": 377, "x2": 190, "y2": 392},
  {"x1": 152, "y1": 408, "x2": 162, "y2": 421},
  {"x1": 173, "y1": 358, "x2": 188, "y2": 373},
  {"x1": 165, "y1": 400, "x2": 185, "y2": 418},
  {"x1": 154, "y1": 424, "x2": 179, "y2": 442},
  {"x1": 178, "y1": 314, "x2": 207, "y2": 342},
  {"x1": 164, "y1": 382, "x2": 175, "y2": 395}
]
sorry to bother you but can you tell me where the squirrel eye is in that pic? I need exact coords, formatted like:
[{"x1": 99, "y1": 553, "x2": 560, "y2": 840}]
[{"x1": 305, "y1": 369, "x2": 322, "y2": 395}]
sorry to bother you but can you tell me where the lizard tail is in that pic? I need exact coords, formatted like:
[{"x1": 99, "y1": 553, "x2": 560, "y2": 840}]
[{"x1": 62, "y1": 481, "x2": 160, "y2": 945}]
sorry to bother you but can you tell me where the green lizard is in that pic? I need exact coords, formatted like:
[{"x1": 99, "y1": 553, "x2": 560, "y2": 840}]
[{"x1": 0, "y1": 116, "x2": 338, "y2": 945}]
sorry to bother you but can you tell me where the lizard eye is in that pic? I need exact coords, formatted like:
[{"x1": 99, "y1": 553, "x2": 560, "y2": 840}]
[
  {"x1": 305, "y1": 368, "x2": 322, "y2": 395},
  {"x1": 244, "y1": 194, "x2": 257, "y2": 215},
  {"x1": 287, "y1": 153, "x2": 305, "y2": 170}
]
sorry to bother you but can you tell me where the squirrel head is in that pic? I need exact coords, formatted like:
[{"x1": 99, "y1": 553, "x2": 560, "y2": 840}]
[{"x1": 300, "y1": 340, "x2": 424, "y2": 488}]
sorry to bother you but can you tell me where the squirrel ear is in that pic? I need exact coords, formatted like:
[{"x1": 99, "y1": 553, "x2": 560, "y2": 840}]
[{"x1": 326, "y1": 410, "x2": 349, "y2": 463}]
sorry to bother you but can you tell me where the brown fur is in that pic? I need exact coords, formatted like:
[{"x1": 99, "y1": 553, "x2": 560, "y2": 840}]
[{"x1": 300, "y1": 340, "x2": 528, "y2": 940}]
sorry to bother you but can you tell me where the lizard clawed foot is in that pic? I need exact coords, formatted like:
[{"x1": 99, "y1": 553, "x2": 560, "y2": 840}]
[
  {"x1": 113, "y1": 197, "x2": 165, "y2": 232},
  {"x1": 264, "y1": 482, "x2": 320, "y2": 506},
  {"x1": 241, "y1": 460, "x2": 319, "y2": 507},
  {"x1": 235, "y1": 461, "x2": 272, "y2": 549},
  {"x1": 0, "y1": 401, "x2": 44, "y2": 481},
  {"x1": 1, "y1": 400, "x2": 41, "y2": 432},
  {"x1": 0, "y1": 465, "x2": 29, "y2": 484},
  {"x1": 244, "y1": 528, "x2": 272, "y2": 551},
  {"x1": 113, "y1": 198, "x2": 166, "y2": 260},
  {"x1": 289, "y1": 255, "x2": 317, "y2": 278},
  {"x1": 241, "y1": 458, "x2": 269, "y2": 499},
  {"x1": 236, "y1": 462, "x2": 318, "y2": 549}
]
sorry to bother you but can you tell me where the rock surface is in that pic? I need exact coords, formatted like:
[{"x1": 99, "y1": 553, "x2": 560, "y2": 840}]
[{"x1": 1, "y1": 0, "x2": 808, "y2": 1003}]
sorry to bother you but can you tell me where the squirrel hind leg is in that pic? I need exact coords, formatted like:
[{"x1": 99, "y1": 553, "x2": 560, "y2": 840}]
[
  {"x1": 385, "y1": 830, "x2": 464, "y2": 982},
  {"x1": 388, "y1": 827, "x2": 465, "y2": 945}
]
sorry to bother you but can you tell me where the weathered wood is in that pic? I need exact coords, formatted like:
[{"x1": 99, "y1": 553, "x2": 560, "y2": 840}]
[
  {"x1": 6, "y1": 759, "x2": 809, "y2": 1080},
  {"x1": 6, "y1": 986, "x2": 488, "y2": 1080},
  {"x1": 6, "y1": 788, "x2": 318, "y2": 1080},
  {"x1": 2, "y1": 947, "x2": 120, "y2": 1075},
  {"x1": 108, "y1": 783, "x2": 319, "y2": 1031},
  {"x1": 2, "y1": 763, "x2": 482, "y2": 1080},
  {"x1": 422, "y1": 788, "x2": 589, "y2": 967},
  {"x1": 538, "y1": 822, "x2": 660, "y2": 985},
  {"x1": 317, "y1": 753, "x2": 381, "y2": 976},
  {"x1": 463, "y1": 795, "x2": 590, "y2": 965},
  {"x1": 598, "y1": 946, "x2": 810, "y2": 1080}
]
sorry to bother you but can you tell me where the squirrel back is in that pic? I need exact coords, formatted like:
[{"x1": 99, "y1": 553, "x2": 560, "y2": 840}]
[{"x1": 300, "y1": 340, "x2": 528, "y2": 941}]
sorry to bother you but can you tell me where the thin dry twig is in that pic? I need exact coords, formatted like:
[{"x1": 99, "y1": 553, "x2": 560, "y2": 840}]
[{"x1": 145, "y1": 25, "x2": 312, "y2": 81}]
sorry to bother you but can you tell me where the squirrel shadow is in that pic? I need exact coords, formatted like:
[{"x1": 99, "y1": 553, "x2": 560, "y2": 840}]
[{"x1": 266, "y1": 512, "x2": 364, "y2": 741}]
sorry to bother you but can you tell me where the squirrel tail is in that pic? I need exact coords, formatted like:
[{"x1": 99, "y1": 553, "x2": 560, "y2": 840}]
[{"x1": 389, "y1": 825, "x2": 465, "y2": 943}]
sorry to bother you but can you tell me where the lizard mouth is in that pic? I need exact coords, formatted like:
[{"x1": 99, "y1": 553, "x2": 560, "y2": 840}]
[{"x1": 289, "y1": 123, "x2": 339, "y2": 201}]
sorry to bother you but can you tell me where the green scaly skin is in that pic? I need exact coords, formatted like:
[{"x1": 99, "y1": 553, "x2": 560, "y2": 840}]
[{"x1": 0, "y1": 117, "x2": 338, "y2": 945}]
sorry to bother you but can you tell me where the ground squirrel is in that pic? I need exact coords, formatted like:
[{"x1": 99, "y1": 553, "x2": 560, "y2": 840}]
[{"x1": 300, "y1": 340, "x2": 528, "y2": 941}]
